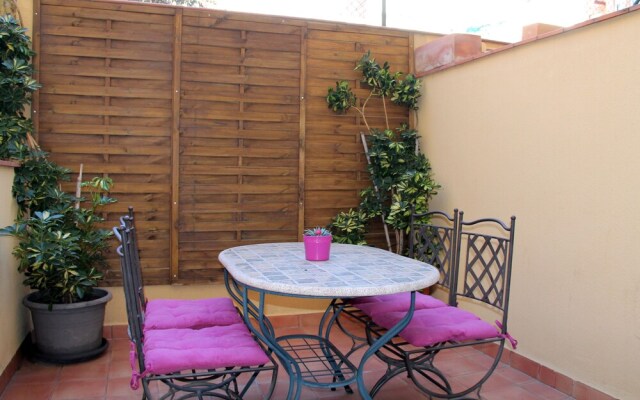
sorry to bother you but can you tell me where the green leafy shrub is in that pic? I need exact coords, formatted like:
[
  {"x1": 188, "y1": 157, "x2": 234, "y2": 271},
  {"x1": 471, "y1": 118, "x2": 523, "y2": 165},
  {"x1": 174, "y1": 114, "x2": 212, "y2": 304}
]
[
  {"x1": 326, "y1": 81, "x2": 356, "y2": 113},
  {"x1": 326, "y1": 52, "x2": 440, "y2": 253},
  {"x1": 0, "y1": 15, "x2": 117, "y2": 305},
  {"x1": 330, "y1": 209, "x2": 369, "y2": 245},
  {"x1": 0, "y1": 15, "x2": 40, "y2": 160},
  {"x1": 1, "y1": 175, "x2": 116, "y2": 305}
]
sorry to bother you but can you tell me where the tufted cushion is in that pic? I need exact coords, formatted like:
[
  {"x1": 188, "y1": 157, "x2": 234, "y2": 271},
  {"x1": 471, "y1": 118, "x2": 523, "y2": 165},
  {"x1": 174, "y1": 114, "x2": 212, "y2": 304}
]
[
  {"x1": 372, "y1": 306, "x2": 500, "y2": 347},
  {"x1": 143, "y1": 324, "x2": 270, "y2": 374},
  {"x1": 144, "y1": 297, "x2": 243, "y2": 331},
  {"x1": 351, "y1": 292, "x2": 447, "y2": 318}
]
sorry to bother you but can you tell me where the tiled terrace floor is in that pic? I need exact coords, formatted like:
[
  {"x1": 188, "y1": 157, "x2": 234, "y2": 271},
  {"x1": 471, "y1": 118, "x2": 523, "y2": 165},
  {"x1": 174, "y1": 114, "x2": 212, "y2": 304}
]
[{"x1": 1, "y1": 321, "x2": 575, "y2": 400}]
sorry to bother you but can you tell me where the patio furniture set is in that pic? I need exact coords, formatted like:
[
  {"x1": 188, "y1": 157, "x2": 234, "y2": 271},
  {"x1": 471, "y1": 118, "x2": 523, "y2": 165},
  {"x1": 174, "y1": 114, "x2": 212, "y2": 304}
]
[{"x1": 114, "y1": 207, "x2": 516, "y2": 399}]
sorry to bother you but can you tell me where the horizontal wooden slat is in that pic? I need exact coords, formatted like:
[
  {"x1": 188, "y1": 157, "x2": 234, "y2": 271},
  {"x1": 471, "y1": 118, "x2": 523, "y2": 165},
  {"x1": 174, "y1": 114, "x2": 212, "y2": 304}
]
[
  {"x1": 182, "y1": 26, "x2": 301, "y2": 52},
  {"x1": 40, "y1": 24, "x2": 173, "y2": 43},
  {"x1": 179, "y1": 220, "x2": 296, "y2": 233},
  {"x1": 182, "y1": 15, "x2": 303, "y2": 35},
  {"x1": 181, "y1": 146, "x2": 297, "y2": 158},
  {"x1": 179, "y1": 183, "x2": 298, "y2": 195},
  {"x1": 42, "y1": 0, "x2": 176, "y2": 15},
  {"x1": 44, "y1": 104, "x2": 171, "y2": 118},
  {"x1": 42, "y1": 44, "x2": 172, "y2": 62},
  {"x1": 39, "y1": 64, "x2": 172, "y2": 80},
  {"x1": 40, "y1": 84, "x2": 171, "y2": 99},
  {"x1": 306, "y1": 27, "x2": 410, "y2": 44},
  {"x1": 182, "y1": 45, "x2": 300, "y2": 69},
  {"x1": 181, "y1": 165, "x2": 296, "y2": 176},
  {"x1": 41, "y1": 3, "x2": 175, "y2": 23},
  {"x1": 45, "y1": 143, "x2": 170, "y2": 156},
  {"x1": 39, "y1": 123, "x2": 170, "y2": 136},
  {"x1": 180, "y1": 70, "x2": 299, "y2": 88},
  {"x1": 180, "y1": 109, "x2": 298, "y2": 122}
]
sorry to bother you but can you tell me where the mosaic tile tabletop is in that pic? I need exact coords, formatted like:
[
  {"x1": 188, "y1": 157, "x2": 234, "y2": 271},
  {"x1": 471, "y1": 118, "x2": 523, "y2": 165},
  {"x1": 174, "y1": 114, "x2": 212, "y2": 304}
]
[{"x1": 219, "y1": 243, "x2": 439, "y2": 297}]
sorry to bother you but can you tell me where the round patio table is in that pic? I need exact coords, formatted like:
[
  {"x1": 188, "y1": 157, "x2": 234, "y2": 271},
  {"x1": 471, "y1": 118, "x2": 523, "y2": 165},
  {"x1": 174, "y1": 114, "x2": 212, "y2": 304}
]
[{"x1": 219, "y1": 242, "x2": 439, "y2": 400}]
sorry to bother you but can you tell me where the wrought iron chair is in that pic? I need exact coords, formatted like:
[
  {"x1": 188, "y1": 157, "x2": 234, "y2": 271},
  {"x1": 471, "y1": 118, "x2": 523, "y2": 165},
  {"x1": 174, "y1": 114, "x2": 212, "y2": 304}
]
[
  {"x1": 366, "y1": 212, "x2": 517, "y2": 399},
  {"x1": 119, "y1": 207, "x2": 242, "y2": 330},
  {"x1": 115, "y1": 224, "x2": 277, "y2": 400},
  {"x1": 330, "y1": 209, "x2": 459, "y2": 357}
]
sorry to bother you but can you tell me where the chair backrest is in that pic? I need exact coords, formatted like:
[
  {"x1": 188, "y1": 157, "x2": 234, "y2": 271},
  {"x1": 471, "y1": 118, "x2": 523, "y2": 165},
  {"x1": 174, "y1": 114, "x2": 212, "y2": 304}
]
[
  {"x1": 409, "y1": 209, "x2": 459, "y2": 305},
  {"x1": 119, "y1": 207, "x2": 147, "y2": 311},
  {"x1": 452, "y1": 212, "x2": 516, "y2": 329},
  {"x1": 114, "y1": 224, "x2": 146, "y2": 369}
]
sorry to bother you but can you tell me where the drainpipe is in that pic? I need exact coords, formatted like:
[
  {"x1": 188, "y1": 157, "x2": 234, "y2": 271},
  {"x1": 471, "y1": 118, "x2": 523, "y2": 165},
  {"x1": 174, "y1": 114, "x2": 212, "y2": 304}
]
[{"x1": 382, "y1": 0, "x2": 386, "y2": 26}]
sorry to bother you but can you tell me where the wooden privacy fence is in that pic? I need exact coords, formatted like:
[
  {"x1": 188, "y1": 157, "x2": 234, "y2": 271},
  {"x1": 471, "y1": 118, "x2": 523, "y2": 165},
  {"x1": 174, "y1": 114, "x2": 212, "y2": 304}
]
[{"x1": 33, "y1": 0, "x2": 415, "y2": 285}]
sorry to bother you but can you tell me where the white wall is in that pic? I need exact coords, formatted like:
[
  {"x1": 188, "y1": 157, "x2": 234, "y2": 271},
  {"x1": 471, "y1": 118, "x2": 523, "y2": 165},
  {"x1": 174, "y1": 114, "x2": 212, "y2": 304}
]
[{"x1": 418, "y1": 10, "x2": 640, "y2": 399}]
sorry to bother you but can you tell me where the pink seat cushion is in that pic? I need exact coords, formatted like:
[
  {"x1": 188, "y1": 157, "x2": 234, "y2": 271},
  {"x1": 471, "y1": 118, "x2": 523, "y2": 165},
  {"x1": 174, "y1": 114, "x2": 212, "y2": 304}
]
[
  {"x1": 143, "y1": 324, "x2": 270, "y2": 374},
  {"x1": 144, "y1": 297, "x2": 243, "y2": 331},
  {"x1": 372, "y1": 306, "x2": 499, "y2": 347},
  {"x1": 351, "y1": 292, "x2": 447, "y2": 317}
]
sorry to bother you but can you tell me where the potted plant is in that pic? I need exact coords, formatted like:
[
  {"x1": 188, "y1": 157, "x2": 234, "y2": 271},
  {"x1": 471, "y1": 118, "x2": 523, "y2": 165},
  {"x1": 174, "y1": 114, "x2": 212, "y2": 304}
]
[
  {"x1": 0, "y1": 15, "x2": 116, "y2": 363},
  {"x1": 303, "y1": 226, "x2": 332, "y2": 261},
  {"x1": 1, "y1": 167, "x2": 116, "y2": 362}
]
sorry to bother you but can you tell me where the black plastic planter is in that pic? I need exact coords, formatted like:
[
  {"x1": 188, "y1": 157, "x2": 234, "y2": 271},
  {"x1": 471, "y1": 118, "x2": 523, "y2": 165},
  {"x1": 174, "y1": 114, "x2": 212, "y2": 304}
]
[{"x1": 23, "y1": 288, "x2": 112, "y2": 364}]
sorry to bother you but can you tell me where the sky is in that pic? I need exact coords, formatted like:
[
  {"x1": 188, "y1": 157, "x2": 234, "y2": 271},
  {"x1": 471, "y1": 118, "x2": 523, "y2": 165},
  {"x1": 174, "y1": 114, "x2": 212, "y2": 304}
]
[{"x1": 211, "y1": 0, "x2": 632, "y2": 42}]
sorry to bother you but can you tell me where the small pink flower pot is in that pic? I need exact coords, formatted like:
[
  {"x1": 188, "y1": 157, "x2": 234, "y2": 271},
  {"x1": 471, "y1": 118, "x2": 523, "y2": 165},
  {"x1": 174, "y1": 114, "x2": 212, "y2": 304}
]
[{"x1": 303, "y1": 235, "x2": 332, "y2": 261}]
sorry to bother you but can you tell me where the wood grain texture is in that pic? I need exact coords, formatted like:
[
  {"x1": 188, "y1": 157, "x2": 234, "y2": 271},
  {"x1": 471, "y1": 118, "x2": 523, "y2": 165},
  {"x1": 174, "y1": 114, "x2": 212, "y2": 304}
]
[{"x1": 35, "y1": 0, "x2": 412, "y2": 284}]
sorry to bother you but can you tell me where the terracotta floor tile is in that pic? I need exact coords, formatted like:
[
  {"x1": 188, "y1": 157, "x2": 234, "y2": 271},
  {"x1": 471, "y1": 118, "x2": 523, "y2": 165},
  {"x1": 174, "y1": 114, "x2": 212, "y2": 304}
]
[
  {"x1": 270, "y1": 379, "x2": 320, "y2": 400},
  {"x1": 9, "y1": 361, "x2": 60, "y2": 384},
  {"x1": 366, "y1": 381, "x2": 427, "y2": 400},
  {"x1": 299, "y1": 313, "x2": 323, "y2": 327},
  {"x1": 107, "y1": 358, "x2": 133, "y2": 379},
  {"x1": 270, "y1": 314, "x2": 300, "y2": 329},
  {"x1": 343, "y1": 346, "x2": 388, "y2": 370},
  {"x1": 481, "y1": 382, "x2": 545, "y2": 400},
  {"x1": 510, "y1": 352, "x2": 540, "y2": 378},
  {"x1": 495, "y1": 363, "x2": 537, "y2": 384},
  {"x1": 555, "y1": 371, "x2": 577, "y2": 396},
  {"x1": 434, "y1": 352, "x2": 491, "y2": 376},
  {"x1": 233, "y1": 382, "x2": 267, "y2": 400},
  {"x1": 576, "y1": 382, "x2": 617, "y2": 400},
  {"x1": 106, "y1": 377, "x2": 136, "y2": 398},
  {"x1": 59, "y1": 361, "x2": 109, "y2": 381},
  {"x1": 51, "y1": 378, "x2": 107, "y2": 400},
  {"x1": 539, "y1": 365, "x2": 557, "y2": 387},
  {"x1": 0, "y1": 330, "x2": 580, "y2": 400},
  {"x1": 361, "y1": 368, "x2": 414, "y2": 395},
  {"x1": 464, "y1": 351, "x2": 504, "y2": 370},
  {"x1": 110, "y1": 326, "x2": 129, "y2": 340},
  {"x1": 109, "y1": 339, "x2": 131, "y2": 360},
  {"x1": 0, "y1": 382, "x2": 55, "y2": 400},
  {"x1": 450, "y1": 370, "x2": 508, "y2": 395},
  {"x1": 254, "y1": 366, "x2": 279, "y2": 385},
  {"x1": 520, "y1": 380, "x2": 571, "y2": 400}
]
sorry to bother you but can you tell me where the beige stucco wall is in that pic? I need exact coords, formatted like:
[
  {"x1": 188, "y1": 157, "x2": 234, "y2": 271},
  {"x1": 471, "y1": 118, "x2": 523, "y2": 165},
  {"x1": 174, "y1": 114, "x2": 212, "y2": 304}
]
[
  {"x1": 419, "y1": 10, "x2": 640, "y2": 399},
  {"x1": 15, "y1": 0, "x2": 31, "y2": 31},
  {"x1": 0, "y1": 0, "x2": 35, "y2": 379},
  {"x1": 0, "y1": 165, "x2": 28, "y2": 376}
]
